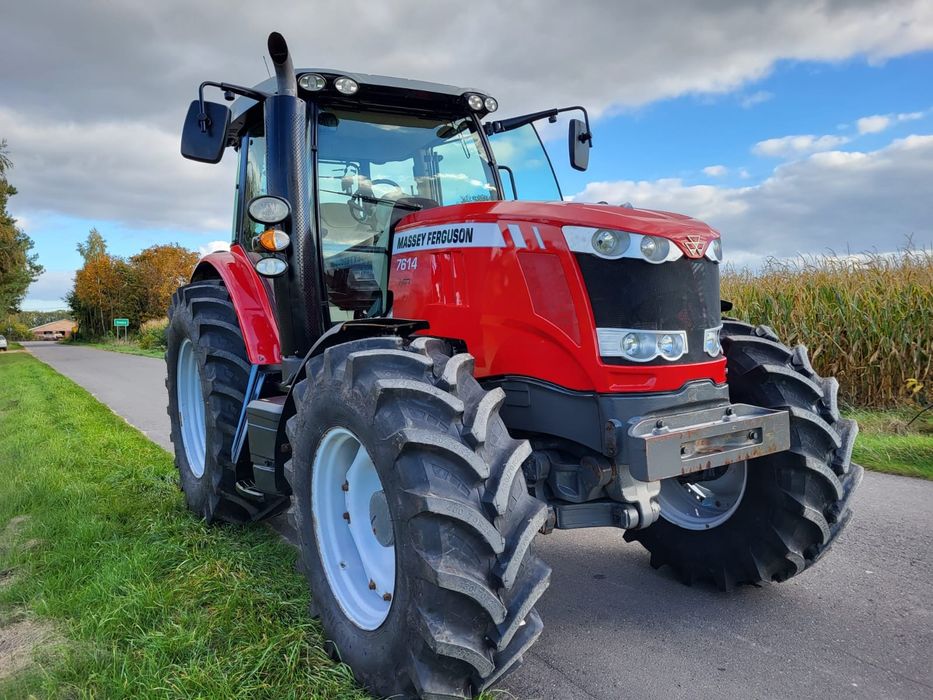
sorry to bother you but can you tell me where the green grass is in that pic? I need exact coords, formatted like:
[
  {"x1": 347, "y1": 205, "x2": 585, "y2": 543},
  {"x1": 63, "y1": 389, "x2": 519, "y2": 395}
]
[
  {"x1": 848, "y1": 406, "x2": 933, "y2": 480},
  {"x1": 0, "y1": 352, "x2": 368, "y2": 699},
  {"x1": 70, "y1": 339, "x2": 165, "y2": 359}
]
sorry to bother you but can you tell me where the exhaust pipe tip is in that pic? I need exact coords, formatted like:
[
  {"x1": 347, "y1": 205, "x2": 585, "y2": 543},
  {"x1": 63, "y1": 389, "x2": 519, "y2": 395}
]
[{"x1": 267, "y1": 32, "x2": 296, "y2": 96}]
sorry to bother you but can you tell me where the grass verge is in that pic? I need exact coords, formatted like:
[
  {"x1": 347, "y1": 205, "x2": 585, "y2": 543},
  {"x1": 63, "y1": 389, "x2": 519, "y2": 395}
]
[
  {"x1": 0, "y1": 352, "x2": 367, "y2": 699},
  {"x1": 69, "y1": 339, "x2": 165, "y2": 359},
  {"x1": 848, "y1": 406, "x2": 933, "y2": 480}
]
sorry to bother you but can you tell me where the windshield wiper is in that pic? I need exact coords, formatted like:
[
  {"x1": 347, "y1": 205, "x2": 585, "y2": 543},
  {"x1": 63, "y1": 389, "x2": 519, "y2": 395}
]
[{"x1": 317, "y1": 188, "x2": 425, "y2": 210}]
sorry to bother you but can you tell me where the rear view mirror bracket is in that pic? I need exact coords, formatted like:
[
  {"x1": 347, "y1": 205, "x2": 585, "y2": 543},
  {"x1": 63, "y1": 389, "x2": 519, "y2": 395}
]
[{"x1": 181, "y1": 81, "x2": 271, "y2": 164}]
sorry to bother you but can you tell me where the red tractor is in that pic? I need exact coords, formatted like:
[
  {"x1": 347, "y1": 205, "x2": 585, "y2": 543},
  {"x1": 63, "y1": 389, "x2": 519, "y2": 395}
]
[{"x1": 168, "y1": 33, "x2": 861, "y2": 699}]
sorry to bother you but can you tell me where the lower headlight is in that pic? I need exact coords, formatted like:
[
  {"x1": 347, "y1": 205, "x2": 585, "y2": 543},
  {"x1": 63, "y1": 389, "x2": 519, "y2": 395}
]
[
  {"x1": 703, "y1": 326, "x2": 722, "y2": 356},
  {"x1": 255, "y1": 257, "x2": 288, "y2": 277},
  {"x1": 598, "y1": 328, "x2": 688, "y2": 362}
]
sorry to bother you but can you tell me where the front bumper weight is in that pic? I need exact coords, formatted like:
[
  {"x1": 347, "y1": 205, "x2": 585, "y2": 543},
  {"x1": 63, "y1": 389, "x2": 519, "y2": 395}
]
[{"x1": 626, "y1": 403, "x2": 790, "y2": 482}]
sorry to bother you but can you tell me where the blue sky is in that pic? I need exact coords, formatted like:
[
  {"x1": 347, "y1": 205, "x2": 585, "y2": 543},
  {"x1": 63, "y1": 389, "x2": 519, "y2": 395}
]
[
  {"x1": 563, "y1": 52, "x2": 933, "y2": 192},
  {"x1": 3, "y1": 2, "x2": 932, "y2": 310}
]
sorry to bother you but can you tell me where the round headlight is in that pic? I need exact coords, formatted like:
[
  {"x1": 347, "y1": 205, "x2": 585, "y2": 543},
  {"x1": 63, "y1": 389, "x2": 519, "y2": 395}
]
[
  {"x1": 704, "y1": 327, "x2": 722, "y2": 356},
  {"x1": 658, "y1": 334, "x2": 675, "y2": 356},
  {"x1": 640, "y1": 235, "x2": 670, "y2": 263},
  {"x1": 591, "y1": 229, "x2": 629, "y2": 257},
  {"x1": 248, "y1": 196, "x2": 290, "y2": 225},
  {"x1": 255, "y1": 257, "x2": 288, "y2": 277},
  {"x1": 709, "y1": 238, "x2": 723, "y2": 262},
  {"x1": 484, "y1": 96, "x2": 498, "y2": 112},
  {"x1": 622, "y1": 333, "x2": 640, "y2": 356},
  {"x1": 334, "y1": 77, "x2": 359, "y2": 95},
  {"x1": 298, "y1": 73, "x2": 326, "y2": 91},
  {"x1": 466, "y1": 93, "x2": 484, "y2": 111}
]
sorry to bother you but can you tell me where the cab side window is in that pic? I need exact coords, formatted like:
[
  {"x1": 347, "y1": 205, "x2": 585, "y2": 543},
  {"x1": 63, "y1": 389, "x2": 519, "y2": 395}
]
[
  {"x1": 240, "y1": 134, "x2": 267, "y2": 246},
  {"x1": 488, "y1": 123, "x2": 562, "y2": 201}
]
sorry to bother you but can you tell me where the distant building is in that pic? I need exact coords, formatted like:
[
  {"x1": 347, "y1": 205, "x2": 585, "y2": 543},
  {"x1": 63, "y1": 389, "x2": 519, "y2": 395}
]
[{"x1": 30, "y1": 319, "x2": 77, "y2": 340}]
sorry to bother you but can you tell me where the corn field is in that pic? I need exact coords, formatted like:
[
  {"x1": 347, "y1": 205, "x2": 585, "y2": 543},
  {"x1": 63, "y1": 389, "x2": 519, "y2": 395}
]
[{"x1": 722, "y1": 247, "x2": 932, "y2": 409}]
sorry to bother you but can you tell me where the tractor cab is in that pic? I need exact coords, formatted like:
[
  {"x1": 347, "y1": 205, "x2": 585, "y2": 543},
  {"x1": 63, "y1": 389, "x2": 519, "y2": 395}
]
[{"x1": 185, "y1": 61, "x2": 589, "y2": 335}]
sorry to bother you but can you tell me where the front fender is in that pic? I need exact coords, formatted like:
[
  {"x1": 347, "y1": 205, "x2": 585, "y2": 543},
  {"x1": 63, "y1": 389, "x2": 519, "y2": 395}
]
[{"x1": 191, "y1": 244, "x2": 281, "y2": 365}]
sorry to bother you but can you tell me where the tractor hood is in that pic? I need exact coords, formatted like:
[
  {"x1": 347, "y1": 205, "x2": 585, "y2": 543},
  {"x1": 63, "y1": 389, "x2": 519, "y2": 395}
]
[{"x1": 396, "y1": 200, "x2": 720, "y2": 257}]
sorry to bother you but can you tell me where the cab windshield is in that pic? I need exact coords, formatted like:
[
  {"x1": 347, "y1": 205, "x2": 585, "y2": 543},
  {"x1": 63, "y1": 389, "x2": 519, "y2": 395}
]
[{"x1": 315, "y1": 108, "x2": 498, "y2": 319}]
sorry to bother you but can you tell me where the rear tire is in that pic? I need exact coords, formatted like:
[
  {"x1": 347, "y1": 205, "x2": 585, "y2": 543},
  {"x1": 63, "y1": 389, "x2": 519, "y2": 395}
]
[
  {"x1": 625, "y1": 321, "x2": 862, "y2": 589},
  {"x1": 166, "y1": 280, "x2": 260, "y2": 523},
  {"x1": 285, "y1": 336, "x2": 551, "y2": 699}
]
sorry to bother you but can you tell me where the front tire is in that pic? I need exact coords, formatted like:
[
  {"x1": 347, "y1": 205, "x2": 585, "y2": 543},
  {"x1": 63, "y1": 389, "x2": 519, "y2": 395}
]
[
  {"x1": 166, "y1": 280, "x2": 259, "y2": 523},
  {"x1": 625, "y1": 321, "x2": 863, "y2": 589},
  {"x1": 285, "y1": 336, "x2": 551, "y2": 699}
]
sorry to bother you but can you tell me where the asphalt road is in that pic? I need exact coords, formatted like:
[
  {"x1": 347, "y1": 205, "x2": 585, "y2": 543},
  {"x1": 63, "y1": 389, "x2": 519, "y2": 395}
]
[{"x1": 24, "y1": 341, "x2": 933, "y2": 699}]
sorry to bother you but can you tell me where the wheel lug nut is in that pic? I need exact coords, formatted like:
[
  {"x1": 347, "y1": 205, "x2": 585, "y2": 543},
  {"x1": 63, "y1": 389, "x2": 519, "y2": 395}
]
[
  {"x1": 341, "y1": 481, "x2": 349, "y2": 492},
  {"x1": 368, "y1": 580, "x2": 376, "y2": 590},
  {"x1": 343, "y1": 511, "x2": 350, "y2": 523},
  {"x1": 383, "y1": 593, "x2": 392, "y2": 602}
]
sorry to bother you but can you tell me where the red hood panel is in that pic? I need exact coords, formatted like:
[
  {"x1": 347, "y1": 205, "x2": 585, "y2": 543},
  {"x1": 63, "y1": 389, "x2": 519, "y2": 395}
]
[{"x1": 396, "y1": 201, "x2": 720, "y2": 258}]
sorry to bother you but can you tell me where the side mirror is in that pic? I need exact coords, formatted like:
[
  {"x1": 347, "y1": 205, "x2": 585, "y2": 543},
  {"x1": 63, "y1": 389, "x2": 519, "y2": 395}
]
[
  {"x1": 181, "y1": 100, "x2": 231, "y2": 164},
  {"x1": 569, "y1": 118, "x2": 591, "y2": 172}
]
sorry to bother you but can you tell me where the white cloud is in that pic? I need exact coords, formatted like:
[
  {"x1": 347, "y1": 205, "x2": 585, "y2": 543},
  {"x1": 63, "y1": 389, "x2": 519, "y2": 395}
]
[
  {"x1": 199, "y1": 240, "x2": 230, "y2": 258},
  {"x1": 740, "y1": 90, "x2": 774, "y2": 108},
  {"x1": 574, "y1": 135, "x2": 933, "y2": 267},
  {"x1": 856, "y1": 115, "x2": 892, "y2": 134},
  {"x1": 856, "y1": 111, "x2": 925, "y2": 134},
  {"x1": 0, "y1": 108, "x2": 236, "y2": 232},
  {"x1": 753, "y1": 133, "x2": 850, "y2": 158},
  {"x1": 703, "y1": 165, "x2": 728, "y2": 177},
  {"x1": 0, "y1": 1, "x2": 930, "y2": 234},
  {"x1": 20, "y1": 270, "x2": 75, "y2": 311}
]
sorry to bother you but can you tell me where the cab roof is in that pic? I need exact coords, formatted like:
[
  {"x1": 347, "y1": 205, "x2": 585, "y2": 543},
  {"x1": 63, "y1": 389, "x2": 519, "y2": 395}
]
[{"x1": 231, "y1": 68, "x2": 491, "y2": 123}]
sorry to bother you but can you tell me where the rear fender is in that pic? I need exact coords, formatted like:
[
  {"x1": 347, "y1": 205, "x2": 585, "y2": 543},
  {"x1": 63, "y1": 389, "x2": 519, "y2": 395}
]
[{"x1": 191, "y1": 244, "x2": 281, "y2": 365}]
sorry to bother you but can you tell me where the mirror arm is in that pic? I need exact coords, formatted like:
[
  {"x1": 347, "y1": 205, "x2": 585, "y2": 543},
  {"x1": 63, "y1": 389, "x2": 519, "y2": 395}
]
[
  {"x1": 485, "y1": 105, "x2": 593, "y2": 146},
  {"x1": 197, "y1": 81, "x2": 270, "y2": 133}
]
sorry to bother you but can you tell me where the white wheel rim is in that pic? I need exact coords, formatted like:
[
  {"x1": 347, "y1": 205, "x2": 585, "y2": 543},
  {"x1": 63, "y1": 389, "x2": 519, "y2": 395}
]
[
  {"x1": 176, "y1": 338, "x2": 207, "y2": 478},
  {"x1": 658, "y1": 462, "x2": 747, "y2": 530},
  {"x1": 312, "y1": 428, "x2": 395, "y2": 630}
]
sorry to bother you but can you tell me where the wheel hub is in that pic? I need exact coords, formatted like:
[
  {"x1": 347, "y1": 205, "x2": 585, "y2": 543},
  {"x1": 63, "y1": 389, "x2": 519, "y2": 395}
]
[
  {"x1": 176, "y1": 338, "x2": 206, "y2": 478},
  {"x1": 658, "y1": 461, "x2": 747, "y2": 530},
  {"x1": 312, "y1": 428, "x2": 396, "y2": 630}
]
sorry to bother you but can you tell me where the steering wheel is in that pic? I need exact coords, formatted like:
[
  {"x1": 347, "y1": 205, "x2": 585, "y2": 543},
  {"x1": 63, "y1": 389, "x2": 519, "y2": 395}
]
[{"x1": 348, "y1": 178, "x2": 403, "y2": 223}]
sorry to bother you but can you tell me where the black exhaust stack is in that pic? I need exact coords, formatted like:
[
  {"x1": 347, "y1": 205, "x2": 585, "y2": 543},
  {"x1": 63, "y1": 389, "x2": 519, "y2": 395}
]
[
  {"x1": 267, "y1": 32, "x2": 297, "y2": 97},
  {"x1": 263, "y1": 32, "x2": 326, "y2": 365}
]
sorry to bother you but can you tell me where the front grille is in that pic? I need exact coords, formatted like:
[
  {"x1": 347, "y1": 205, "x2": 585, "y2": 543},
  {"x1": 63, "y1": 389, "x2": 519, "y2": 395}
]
[{"x1": 574, "y1": 255, "x2": 721, "y2": 365}]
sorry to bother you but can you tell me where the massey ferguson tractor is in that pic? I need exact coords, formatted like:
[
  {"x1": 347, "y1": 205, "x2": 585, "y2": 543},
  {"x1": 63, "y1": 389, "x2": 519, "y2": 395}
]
[{"x1": 168, "y1": 32, "x2": 862, "y2": 699}]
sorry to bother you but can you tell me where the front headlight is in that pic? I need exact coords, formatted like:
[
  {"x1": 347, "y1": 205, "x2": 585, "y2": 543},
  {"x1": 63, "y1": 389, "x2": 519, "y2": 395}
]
[
  {"x1": 706, "y1": 238, "x2": 723, "y2": 262},
  {"x1": 598, "y1": 328, "x2": 688, "y2": 362},
  {"x1": 703, "y1": 326, "x2": 722, "y2": 357},
  {"x1": 563, "y1": 226, "x2": 682, "y2": 263},
  {"x1": 248, "y1": 195, "x2": 290, "y2": 225},
  {"x1": 591, "y1": 229, "x2": 629, "y2": 257},
  {"x1": 639, "y1": 236, "x2": 670, "y2": 263}
]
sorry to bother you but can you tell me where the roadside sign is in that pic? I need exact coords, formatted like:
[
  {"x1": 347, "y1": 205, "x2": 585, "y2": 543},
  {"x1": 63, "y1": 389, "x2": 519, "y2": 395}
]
[{"x1": 113, "y1": 318, "x2": 129, "y2": 327}]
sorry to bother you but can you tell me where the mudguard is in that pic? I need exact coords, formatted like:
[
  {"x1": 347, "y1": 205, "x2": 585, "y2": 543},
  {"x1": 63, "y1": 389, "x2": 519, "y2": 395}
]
[{"x1": 191, "y1": 244, "x2": 282, "y2": 365}]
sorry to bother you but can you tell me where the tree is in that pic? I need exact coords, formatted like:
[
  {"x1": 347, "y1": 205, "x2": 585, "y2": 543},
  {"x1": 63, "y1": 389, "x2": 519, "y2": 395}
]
[
  {"x1": 0, "y1": 140, "x2": 43, "y2": 314},
  {"x1": 130, "y1": 244, "x2": 198, "y2": 322},
  {"x1": 69, "y1": 230, "x2": 197, "y2": 338}
]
